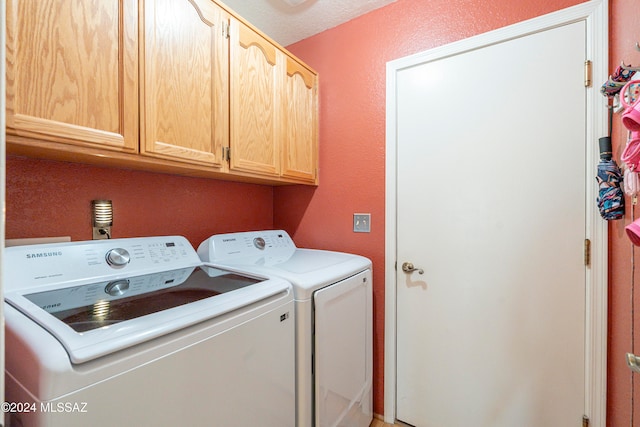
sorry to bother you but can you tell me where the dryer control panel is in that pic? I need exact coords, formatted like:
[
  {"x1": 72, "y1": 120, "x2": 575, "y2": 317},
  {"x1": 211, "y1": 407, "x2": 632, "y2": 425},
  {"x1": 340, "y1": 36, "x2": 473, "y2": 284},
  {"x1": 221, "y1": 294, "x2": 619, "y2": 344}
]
[{"x1": 198, "y1": 230, "x2": 296, "y2": 262}]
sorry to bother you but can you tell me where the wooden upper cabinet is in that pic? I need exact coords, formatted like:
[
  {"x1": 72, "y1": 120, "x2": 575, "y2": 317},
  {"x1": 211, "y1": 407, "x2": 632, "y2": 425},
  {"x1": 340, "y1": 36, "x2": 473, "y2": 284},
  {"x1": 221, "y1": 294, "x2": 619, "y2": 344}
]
[
  {"x1": 282, "y1": 56, "x2": 318, "y2": 184},
  {"x1": 229, "y1": 18, "x2": 283, "y2": 177},
  {"x1": 140, "y1": 0, "x2": 228, "y2": 168},
  {"x1": 6, "y1": 0, "x2": 139, "y2": 152},
  {"x1": 6, "y1": 0, "x2": 318, "y2": 185}
]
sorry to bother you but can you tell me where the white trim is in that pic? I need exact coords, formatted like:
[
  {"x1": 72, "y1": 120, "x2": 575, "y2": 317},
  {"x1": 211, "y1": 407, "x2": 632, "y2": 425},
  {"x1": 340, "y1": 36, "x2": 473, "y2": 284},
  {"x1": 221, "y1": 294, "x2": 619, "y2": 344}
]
[
  {"x1": 1, "y1": 0, "x2": 7, "y2": 419},
  {"x1": 384, "y1": 1, "x2": 608, "y2": 425}
]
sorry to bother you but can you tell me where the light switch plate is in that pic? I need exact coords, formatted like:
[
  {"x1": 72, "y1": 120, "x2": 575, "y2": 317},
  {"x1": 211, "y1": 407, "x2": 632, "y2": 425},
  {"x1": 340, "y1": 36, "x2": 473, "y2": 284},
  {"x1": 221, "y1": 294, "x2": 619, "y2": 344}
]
[{"x1": 353, "y1": 213, "x2": 371, "y2": 233}]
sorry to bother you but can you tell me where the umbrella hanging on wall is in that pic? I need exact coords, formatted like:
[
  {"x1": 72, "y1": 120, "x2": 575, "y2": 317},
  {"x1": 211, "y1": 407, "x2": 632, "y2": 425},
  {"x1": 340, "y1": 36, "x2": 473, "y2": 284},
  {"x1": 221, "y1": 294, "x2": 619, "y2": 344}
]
[
  {"x1": 596, "y1": 133, "x2": 625, "y2": 220},
  {"x1": 600, "y1": 63, "x2": 636, "y2": 99},
  {"x1": 596, "y1": 64, "x2": 631, "y2": 221},
  {"x1": 596, "y1": 104, "x2": 625, "y2": 220}
]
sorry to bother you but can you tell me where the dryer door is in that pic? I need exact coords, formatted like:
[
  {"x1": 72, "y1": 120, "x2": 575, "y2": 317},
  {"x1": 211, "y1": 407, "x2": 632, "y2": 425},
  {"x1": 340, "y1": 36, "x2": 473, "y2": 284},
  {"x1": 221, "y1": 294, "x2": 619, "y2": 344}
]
[{"x1": 314, "y1": 269, "x2": 372, "y2": 427}]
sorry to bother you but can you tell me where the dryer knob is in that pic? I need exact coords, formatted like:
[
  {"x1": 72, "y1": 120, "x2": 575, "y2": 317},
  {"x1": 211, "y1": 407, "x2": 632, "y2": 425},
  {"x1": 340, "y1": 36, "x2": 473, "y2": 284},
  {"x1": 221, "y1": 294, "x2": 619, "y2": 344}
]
[
  {"x1": 105, "y1": 248, "x2": 131, "y2": 267},
  {"x1": 253, "y1": 237, "x2": 266, "y2": 250}
]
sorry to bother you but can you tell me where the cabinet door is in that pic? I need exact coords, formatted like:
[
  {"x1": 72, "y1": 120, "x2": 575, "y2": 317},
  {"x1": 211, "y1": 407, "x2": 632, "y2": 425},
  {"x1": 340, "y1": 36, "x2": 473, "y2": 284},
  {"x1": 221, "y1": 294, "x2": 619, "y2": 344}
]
[
  {"x1": 229, "y1": 19, "x2": 283, "y2": 177},
  {"x1": 6, "y1": 0, "x2": 138, "y2": 152},
  {"x1": 141, "y1": 0, "x2": 228, "y2": 168},
  {"x1": 282, "y1": 56, "x2": 318, "y2": 184}
]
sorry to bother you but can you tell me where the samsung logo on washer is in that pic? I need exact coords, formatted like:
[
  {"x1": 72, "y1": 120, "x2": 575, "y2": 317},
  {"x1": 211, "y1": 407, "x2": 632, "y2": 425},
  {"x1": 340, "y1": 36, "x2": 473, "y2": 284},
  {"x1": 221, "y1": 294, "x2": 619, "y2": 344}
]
[{"x1": 26, "y1": 251, "x2": 63, "y2": 259}]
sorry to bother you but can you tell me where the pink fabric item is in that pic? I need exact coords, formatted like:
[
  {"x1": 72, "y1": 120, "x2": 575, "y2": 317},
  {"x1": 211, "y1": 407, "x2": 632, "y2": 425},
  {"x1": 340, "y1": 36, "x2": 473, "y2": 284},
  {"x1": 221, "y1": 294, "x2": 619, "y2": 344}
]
[
  {"x1": 621, "y1": 80, "x2": 640, "y2": 131},
  {"x1": 626, "y1": 218, "x2": 640, "y2": 246},
  {"x1": 621, "y1": 132, "x2": 640, "y2": 170},
  {"x1": 624, "y1": 168, "x2": 640, "y2": 196}
]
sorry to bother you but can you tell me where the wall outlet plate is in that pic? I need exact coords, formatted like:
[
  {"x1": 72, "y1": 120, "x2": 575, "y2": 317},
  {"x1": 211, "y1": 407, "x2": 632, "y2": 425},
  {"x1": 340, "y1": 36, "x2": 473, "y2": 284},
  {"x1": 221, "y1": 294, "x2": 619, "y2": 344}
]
[
  {"x1": 93, "y1": 226, "x2": 112, "y2": 240},
  {"x1": 353, "y1": 213, "x2": 371, "y2": 233}
]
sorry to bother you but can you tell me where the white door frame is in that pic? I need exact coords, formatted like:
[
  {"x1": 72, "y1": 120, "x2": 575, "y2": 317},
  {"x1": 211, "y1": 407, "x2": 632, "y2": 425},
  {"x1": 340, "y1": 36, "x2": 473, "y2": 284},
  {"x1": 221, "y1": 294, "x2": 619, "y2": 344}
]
[
  {"x1": 1, "y1": 0, "x2": 7, "y2": 421},
  {"x1": 384, "y1": 1, "x2": 609, "y2": 425}
]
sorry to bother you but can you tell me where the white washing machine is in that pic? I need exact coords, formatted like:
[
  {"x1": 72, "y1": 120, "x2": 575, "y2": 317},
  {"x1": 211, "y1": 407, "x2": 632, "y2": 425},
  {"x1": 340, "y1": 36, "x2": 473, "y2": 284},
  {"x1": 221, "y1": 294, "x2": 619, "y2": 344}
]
[
  {"x1": 198, "y1": 230, "x2": 373, "y2": 427},
  {"x1": 4, "y1": 236, "x2": 295, "y2": 427}
]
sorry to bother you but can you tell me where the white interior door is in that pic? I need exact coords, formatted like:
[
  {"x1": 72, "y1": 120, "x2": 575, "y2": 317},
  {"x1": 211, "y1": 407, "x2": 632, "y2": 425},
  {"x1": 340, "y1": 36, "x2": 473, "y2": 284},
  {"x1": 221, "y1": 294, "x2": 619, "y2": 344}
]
[{"x1": 394, "y1": 21, "x2": 589, "y2": 427}]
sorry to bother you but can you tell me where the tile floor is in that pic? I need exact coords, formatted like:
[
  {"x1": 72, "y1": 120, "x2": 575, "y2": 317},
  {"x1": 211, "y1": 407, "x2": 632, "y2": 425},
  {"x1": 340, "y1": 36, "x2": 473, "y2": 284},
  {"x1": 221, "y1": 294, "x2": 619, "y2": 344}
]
[{"x1": 370, "y1": 417, "x2": 408, "y2": 427}]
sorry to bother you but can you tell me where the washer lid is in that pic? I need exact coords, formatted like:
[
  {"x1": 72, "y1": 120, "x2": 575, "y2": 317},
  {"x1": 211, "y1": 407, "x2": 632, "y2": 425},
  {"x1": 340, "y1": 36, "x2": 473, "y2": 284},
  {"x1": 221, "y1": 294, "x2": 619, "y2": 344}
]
[
  {"x1": 4, "y1": 236, "x2": 292, "y2": 364},
  {"x1": 6, "y1": 265, "x2": 291, "y2": 364},
  {"x1": 21, "y1": 266, "x2": 261, "y2": 333}
]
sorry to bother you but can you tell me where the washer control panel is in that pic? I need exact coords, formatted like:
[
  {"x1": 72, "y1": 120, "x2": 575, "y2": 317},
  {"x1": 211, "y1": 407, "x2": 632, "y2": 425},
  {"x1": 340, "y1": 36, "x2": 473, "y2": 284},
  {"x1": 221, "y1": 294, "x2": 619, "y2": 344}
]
[{"x1": 4, "y1": 236, "x2": 201, "y2": 291}]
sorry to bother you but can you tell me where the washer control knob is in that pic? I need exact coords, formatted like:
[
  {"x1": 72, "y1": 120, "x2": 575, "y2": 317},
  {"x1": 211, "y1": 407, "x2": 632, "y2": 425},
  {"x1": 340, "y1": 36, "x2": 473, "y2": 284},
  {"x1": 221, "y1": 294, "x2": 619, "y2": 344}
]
[
  {"x1": 253, "y1": 237, "x2": 266, "y2": 250},
  {"x1": 105, "y1": 279, "x2": 130, "y2": 296},
  {"x1": 105, "y1": 248, "x2": 130, "y2": 267}
]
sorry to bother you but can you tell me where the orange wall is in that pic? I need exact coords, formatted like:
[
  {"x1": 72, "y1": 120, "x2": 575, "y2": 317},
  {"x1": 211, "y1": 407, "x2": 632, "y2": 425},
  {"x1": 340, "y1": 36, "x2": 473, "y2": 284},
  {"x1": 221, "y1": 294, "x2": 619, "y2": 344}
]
[
  {"x1": 276, "y1": 0, "x2": 637, "y2": 421},
  {"x1": 5, "y1": 156, "x2": 274, "y2": 248},
  {"x1": 608, "y1": 0, "x2": 640, "y2": 425}
]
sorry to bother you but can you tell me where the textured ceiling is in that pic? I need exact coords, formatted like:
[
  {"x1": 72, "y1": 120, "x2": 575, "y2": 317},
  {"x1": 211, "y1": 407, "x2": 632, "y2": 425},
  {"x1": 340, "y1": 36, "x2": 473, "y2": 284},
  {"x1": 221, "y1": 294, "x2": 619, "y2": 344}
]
[{"x1": 220, "y1": 0, "x2": 398, "y2": 46}]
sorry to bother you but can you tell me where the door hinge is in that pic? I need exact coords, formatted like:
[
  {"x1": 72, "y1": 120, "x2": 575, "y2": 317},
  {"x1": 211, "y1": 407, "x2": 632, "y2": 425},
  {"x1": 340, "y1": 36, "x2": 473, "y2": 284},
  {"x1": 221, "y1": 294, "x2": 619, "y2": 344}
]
[
  {"x1": 222, "y1": 146, "x2": 230, "y2": 161},
  {"x1": 222, "y1": 22, "x2": 230, "y2": 39},
  {"x1": 584, "y1": 60, "x2": 592, "y2": 87},
  {"x1": 584, "y1": 238, "x2": 591, "y2": 267},
  {"x1": 582, "y1": 415, "x2": 589, "y2": 427}
]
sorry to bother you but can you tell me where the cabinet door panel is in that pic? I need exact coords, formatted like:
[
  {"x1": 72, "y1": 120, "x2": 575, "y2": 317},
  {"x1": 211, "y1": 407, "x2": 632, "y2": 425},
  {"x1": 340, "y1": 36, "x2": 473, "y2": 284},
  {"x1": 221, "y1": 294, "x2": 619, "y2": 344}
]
[
  {"x1": 282, "y1": 57, "x2": 318, "y2": 184},
  {"x1": 141, "y1": 0, "x2": 227, "y2": 168},
  {"x1": 6, "y1": 0, "x2": 138, "y2": 152},
  {"x1": 230, "y1": 20, "x2": 282, "y2": 177}
]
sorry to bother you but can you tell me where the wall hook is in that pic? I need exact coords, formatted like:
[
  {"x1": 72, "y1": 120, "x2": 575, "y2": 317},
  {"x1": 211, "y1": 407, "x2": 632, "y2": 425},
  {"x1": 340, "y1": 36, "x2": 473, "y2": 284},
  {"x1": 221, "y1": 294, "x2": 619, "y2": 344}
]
[
  {"x1": 636, "y1": 41, "x2": 640, "y2": 52},
  {"x1": 621, "y1": 61, "x2": 640, "y2": 72}
]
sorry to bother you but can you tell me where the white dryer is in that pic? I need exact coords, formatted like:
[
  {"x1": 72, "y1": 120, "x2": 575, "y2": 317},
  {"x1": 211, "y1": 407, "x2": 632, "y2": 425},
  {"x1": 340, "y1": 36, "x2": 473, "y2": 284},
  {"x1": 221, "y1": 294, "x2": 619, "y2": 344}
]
[
  {"x1": 4, "y1": 236, "x2": 295, "y2": 427},
  {"x1": 198, "y1": 230, "x2": 373, "y2": 427}
]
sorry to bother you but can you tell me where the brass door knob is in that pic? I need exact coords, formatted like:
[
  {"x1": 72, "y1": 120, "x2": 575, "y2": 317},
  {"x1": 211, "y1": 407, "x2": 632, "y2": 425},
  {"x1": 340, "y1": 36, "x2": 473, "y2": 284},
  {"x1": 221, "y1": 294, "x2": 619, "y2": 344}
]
[{"x1": 401, "y1": 262, "x2": 424, "y2": 275}]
